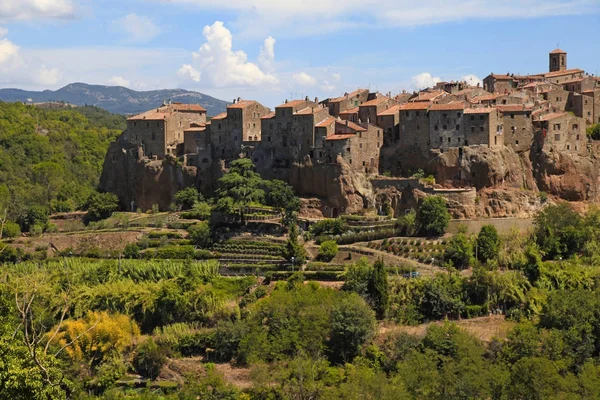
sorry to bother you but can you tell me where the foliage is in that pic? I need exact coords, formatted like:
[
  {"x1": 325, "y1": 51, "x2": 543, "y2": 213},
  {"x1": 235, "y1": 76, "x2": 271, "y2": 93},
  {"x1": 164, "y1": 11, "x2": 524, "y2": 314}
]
[
  {"x1": 187, "y1": 222, "x2": 212, "y2": 248},
  {"x1": 283, "y1": 224, "x2": 306, "y2": 264},
  {"x1": 587, "y1": 123, "x2": 600, "y2": 140},
  {"x1": 416, "y1": 196, "x2": 450, "y2": 237},
  {"x1": 123, "y1": 243, "x2": 140, "y2": 259},
  {"x1": 174, "y1": 187, "x2": 203, "y2": 211},
  {"x1": 367, "y1": 258, "x2": 389, "y2": 319},
  {"x1": 534, "y1": 202, "x2": 585, "y2": 259},
  {"x1": 310, "y1": 219, "x2": 346, "y2": 236},
  {"x1": 180, "y1": 201, "x2": 212, "y2": 220},
  {"x1": 444, "y1": 233, "x2": 474, "y2": 270},
  {"x1": 18, "y1": 205, "x2": 49, "y2": 232},
  {"x1": 2, "y1": 221, "x2": 21, "y2": 238},
  {"x1": 317, "y1": 240, "x2": 338, "y2": 262},
  {"x1": 342, "y1": 258, "x2": 373, "y2": 299},
  {"x1": 85, "y1": 192, "x2": 120, "y2": 222},
  {"x1": 216, "y1": 159, "x2": 265, "y2": 213},
  {"x1": 476, "y1": 224, "x2": 500, "y2": 263},
  {"x1": 133, "y1": 338, "x2": 167, "y2": 380}
]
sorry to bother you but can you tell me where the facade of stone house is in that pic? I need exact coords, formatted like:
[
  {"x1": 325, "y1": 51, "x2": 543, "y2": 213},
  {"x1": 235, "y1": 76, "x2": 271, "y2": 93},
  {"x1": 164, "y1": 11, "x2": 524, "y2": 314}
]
[
  {"x1": 398, "y1": 102, "x2": 431, "y2": 151},
  {"x1": 497, "y1": 105, "x2": 534, "y2": 152},
  {"x1": 463, "y1": 108, "x2": 503, "y2": 148},
  {"x1": 376, "y1": 105, "x2": 400, "y2": 147},
  {"x1": 483, "y1": 74, "x2": 516, "y2": 94},
  {"x1": 358, "y1": 95, "x2": 397, "y2": 125},
  {"x1": 534, "y1": 112, "x2": 587, "y2": 155},
  {"x1": 428, "y1": 102, "x2": 467, "y2": 151},
  {"x1": 324, "y1": 120, "x2": 382, "y2": 172},
  {"x1": 326, "y1": 89, "x2": 370, "y2": 117}
]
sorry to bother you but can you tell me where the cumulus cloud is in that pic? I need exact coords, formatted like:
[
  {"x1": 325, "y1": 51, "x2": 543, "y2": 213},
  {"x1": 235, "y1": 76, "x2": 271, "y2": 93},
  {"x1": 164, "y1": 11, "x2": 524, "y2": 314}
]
[
  {"x1": 332, "y1": 73, "x2": 341, "y2": 82},
  {"x1": 157, "y1": 0, "x2": 597, "y2": 36},
  {"x1": 462, "y1": 74, "x2": 483, "y2": 87},
  {"x1": 411, "y1": 72, "x2": 441, "y2": 90},
  {"x1": 258, "y1": 36, "x2": 276, "y2": 73},
  {"x1": 0, "y1": 0, "x2": 76, "y2": 21},
  {"x1": 177, "y1": 64, "x2": 201, "y2": 82},
  {"x1": 321, "y1": 80, "x2": 336, "y2": 92},
  {"x1": 0, "y1": 27, "x2": 7, "y2": 37},
  {"x1": 115, "y1": 14, "x2": 161, "y2": 43},
  {"x1": 292, "y1": 72, "x2": 317, "y2": 87},
  {"x1": 36, "y1": 65, "x2": 61, "y2": 85},
  {"x1": 0, "y1": 32, "x2": 61, "y2": 86},
  {"x1": 180, "y1": 21, "x2": 278, "y2": 88},
  {"x1": 107, "y1": 76, "x2": 131, "y2": 87}
]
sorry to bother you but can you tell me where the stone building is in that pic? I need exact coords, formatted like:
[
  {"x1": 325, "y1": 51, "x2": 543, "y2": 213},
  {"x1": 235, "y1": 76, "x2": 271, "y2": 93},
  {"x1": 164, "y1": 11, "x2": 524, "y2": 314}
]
[
  {"x1": 497, "y1": 105, "x2": 534, "y2": 152},
  {"x1": 324, "y1": 120, "x2": 383, "y2": 172},
  {"x1": 126, "y1": 103, "x2": 207, "y2": 158},
  {"x1": 483, "y1": 74, "x2": 517, "y2": 94},
  {"x1": 534, "y1": 112, "x2": 587, "y2": 155},
  {"x1": 409, "y1": 90, "x2": 446, "y2": 103},
  {"x1": 376, "y1": 104, "x2": 401, "y2": 146},
  {"x1": 428, "y1": 102, "x2": 467, "y2": 151},
  {"x1": 398, "y1": 102, "x2": 431, "y2": 151},
  {"x1": 208, "y1": 100, "x2": 270, "y2": 161},
  {"x1": 325, "y1": 89, "x2": 370, "y2": 117},
  {"x1": 462, "y1": 108, "x2": 503, "y2": 148},
  {"x1": 549, "y1": 48, "x2": 567, "y2": 73},
  {"x1": 358, "y1": 95, "x2": 397, "y2": 125}
]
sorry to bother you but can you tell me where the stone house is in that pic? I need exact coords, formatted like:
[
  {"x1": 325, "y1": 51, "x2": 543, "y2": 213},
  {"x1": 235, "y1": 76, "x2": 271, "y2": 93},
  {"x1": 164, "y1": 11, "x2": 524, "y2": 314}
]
[
  {"x1": 358, "y1": 95, "x2": 398, "y2": 125},
  {"x1": 339, "y1": 107, "x2": 359, "y2": 122},
  {"x1": 398, "y1": 102, "x2": 431, "y2": 151},
  {"x1": 324, "y1": 120, "x2": 383, "y2": 173},
  {"x1": 463, "y1": 108, "x2": 504, "y2": 148},
  {"x1": 497, "y1": 105, "x2": 534, "y2": 152},
  {"x1": 126, "y1": 103, "x2": 207, "y2": 159},
  {"x1": 326, "y1": 89, "x2": 370, "y2": 117},
  {"x1": 483, "y1": 74, "x2": 517, "y2": 94},
  {"x1": 409, "y1": 90, "x2": 447, "y2": 103},
  {"x1": 428, "y1": 102, "x2": 467, "y2": 151},
  {"x1": 376, "y1": 104, "x2": 401, "y2": 146},
  {"x1": 534, "y1": 112, "x2": 587, "y2": 155}
]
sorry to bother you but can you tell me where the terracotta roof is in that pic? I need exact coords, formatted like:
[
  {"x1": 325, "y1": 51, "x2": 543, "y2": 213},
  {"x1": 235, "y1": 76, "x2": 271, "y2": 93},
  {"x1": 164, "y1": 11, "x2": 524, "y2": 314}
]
[
  {"x1": 488, "y1": 74, "x2": 514, "y2": 81},
  {"x1": 464, "y1": 107, "x2": 496, "y2": 114},
  {"x1": 360, "y1": 96, "x2": 390, "y2": 107},
  {"x1": 294, "y1": 106, "x2": 325, "y2": 115},
  {"x1": 276, "y1": 99, "x2": 308, "y2": 108},
  {"x1": 184, "y1": 127, "x2": 207, "y2": 132},
  {"x1": 470, "y1": 94, "x2": 502, "y2": 103},
  {"x1": 544, "y1": 68, "x2": 584, "y2": 78},
  {"x1": 170, "y1": 104, "x2": 207, "y2": 112},
  {"x1": 211, "y1": 112, "x2": 227, "y2": 120},
  {"x1": 316, "y1": 116, "x2": 336, "y2": 127},
  {"x1": 377, "y1": 104, "x2": 401, "y2": 116},
  {"x1": 261, "y1": 112, "x2": 276, "y2": 119},
  {"x1": 429, "y1": 102, "x2": 465, "y2": 111},
  {"x1": 410, "y1": 90, "x2": 445, "y2": 102},
  {"x1": 496, "y1": 105, "x2": 532, "y2": 113},
  {"x1": 329, "y1": 89, "x2": 368, "y2": 103},
  {"x1": 227, "y1": 100, "x2": 257, "y2": 109},
  {"x1": 513, "y1": 74, "x2": 544, "y2": 80},
  {"x1": 325, "y1": 134, "x2": 356, "y2": 141},
  {"x1": 335, "y1": 120, "x2": 367, "y2": 132},
  {"x1": 550, "y1": 48, "x2": 566, "y2": 54},
  {"x1": 538, "y1": 112, "x2": 567, "y2": 121},
  {"x1": 561, "y1": 78, "x2": 584, "y2": 85},
  {"x1": 399, "y1": 102, "x2": 430, "y2": 110},
  {"x1": 128, "y1": 109, "x2": 168, "y2": 121},
  {"x1": 339, "y1": 107, "x2": 359, "y2": 115}
]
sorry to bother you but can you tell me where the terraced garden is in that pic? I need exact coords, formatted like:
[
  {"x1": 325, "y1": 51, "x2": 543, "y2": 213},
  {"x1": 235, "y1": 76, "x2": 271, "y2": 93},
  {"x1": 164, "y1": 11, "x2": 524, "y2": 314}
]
[{"x1": 364, "y1": 237, "x2": 447, "y2": 265}]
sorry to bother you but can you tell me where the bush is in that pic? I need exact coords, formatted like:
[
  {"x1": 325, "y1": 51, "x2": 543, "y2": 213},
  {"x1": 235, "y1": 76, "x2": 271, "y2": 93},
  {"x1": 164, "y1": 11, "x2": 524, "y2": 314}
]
[
  {"x1": 188, "y1": 222, "x2": 212, "y2": 248},
  {"x1": 174, "y1": 187, "x2": 203, "y2": 210},
  {"x1": 416, "y1": 196, "x2": 450, "y2": 237},
  {"x1": 18, "y1": 206, "x2": 49, "y2": 232},
  {"x1": 444, "y1": 233, "x2": 474, "y2": 270},
  {"x1": 123, "y1": 243, "x2": 140, "y2": 259},
  {"x1": 317, "y1": 240, "x2": 338, "y2": 262},
  {"x1": 0, "y1": 245, "x2": 23, "y2": 263},
  {"x1": 29, "y1": 223, "x2": 44, "y2": 237},
  {"x1": 134, "y1": 338, "x2": 167, "y2": 380},
  {"x1": 2, "y1": 221, "x2": 21, "y2": 238},
  {"x1": 85, "y1": 192, "x2": 119, "y2": 222},
  {"x1": 50, "y1": 199, "x2": 74, "y2": 213},
  {"x1": 476, "y1": 225, "x2": 500, "y2": 263},
  {"x1": 310, "y1": 219, "x2": 346, "y2": 236},
  {"x1": 151, "y1": 245, "x2": 196, "y2": 259}
]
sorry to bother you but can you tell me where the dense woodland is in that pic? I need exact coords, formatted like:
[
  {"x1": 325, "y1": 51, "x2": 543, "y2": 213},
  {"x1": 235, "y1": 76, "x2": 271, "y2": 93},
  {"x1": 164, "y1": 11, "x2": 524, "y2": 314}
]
[{"x1": 4, "y1": 104, "x2": 600, "y2": 399}]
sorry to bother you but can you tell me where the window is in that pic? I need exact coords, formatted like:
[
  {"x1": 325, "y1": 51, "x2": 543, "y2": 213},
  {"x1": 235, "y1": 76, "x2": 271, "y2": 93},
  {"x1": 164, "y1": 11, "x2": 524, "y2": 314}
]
[
  {"x1": 377, "y1": 142, "x2": 380, "y2": 147},
  {"x1": 440, "y1": 136, "x2": 443, "y2": 142},
  {"x1": 577, "y1": 135, "x2": 580, "y2": 140},
  {"x1": 152, "y1": 133, "x2": 155, "y2": 140},
  {"x1": 457, "y1": 112, "x2": 461, "y2": 118},
  {"x1": 268, "y1": 136, "x2": 271, "y2": 142},
  {"x1": 146, "y1": 122, "x2": 150, "y2": 128},
  {"x1": 470, "y1": 115, "x2": 475, "y2": 121},
  {"x1": 282, "y1": 137, "x2": 287, "y2": 146},
  {"x1": 157, "y1": 122, "x2": 159, "y2": 127},
  {"x1": 442, "y1": 113, "x2": 447, "y2": 118},
  {"x1": 417, "y1": 125, "x2": 420, "y2": 130},
  {"x1": 443, "y1": 125, "x2": 447, "y2": 130},
  {"x1": 480, "y1": 115, "x2": 485, "y2": 120},
  {"x1": 270, "y1": 123, "x2": 273, "y2": 129},
  {"x1": 511, "y1": 126, "x2": 516, "y2": 134},
  {"x1": 405, "y1": 111, "x2": 409, "y2": 117},
  {"x1": 434, "y1": 125, "x2": 439, "y2": 131},
  {"x1": 555, "y1": 134, "x2": 561, "y2": 141},
  {"x1": 218, "y1": 124, "x2": 222, "y2": 129},
  {"x1": 480, "y1": 127, "x2": 484, "y2": 132},
  {"x1": 362, "y1": 161, "x2": 366, "y2": 166},
  {"x1": 416, "y1": 111, "x2": 420, "y2": 117},
  {"x1": 349, "y1": 159, "x2": 352, "y2": 164},
  {"x1": 346, "y1": 147, "x2": 350, "y2": 152},
  {"x1": 359, "y1": 143, "x2": 363, "y2": 149},
  {"x1": 377, "y1": 131, "x2": 380, "y2": 137},
  {"x1": 573, "y1": 124, "x2": 578, "y2": 130},
  {"x1": 133, "y1": 122, "x2": 137, "y2": 127},
  {"x1": 511, "y1": 113, "x2": 515, "y2": 119},
  {"x1": 515, "y1": 140, "x2": 519, "y2": 145},
  {"x1": 456, "y1": 125, "x2": 460, "y2": 131},
  {"x1": 457, "y1": 137, "x2": 461, "y2": 143},
  {"x1": 253, "y1": 123, "x2": 256, "y2": 128},
  {"x1": 448, "y1": 137, "x2": 451, "y2": 143},
  {"x1": 553, "y1": 123, "x2": 561, "y2": 130},
  {"x1": 567, "y1": 144, "x2": 571, "y2": 150}
]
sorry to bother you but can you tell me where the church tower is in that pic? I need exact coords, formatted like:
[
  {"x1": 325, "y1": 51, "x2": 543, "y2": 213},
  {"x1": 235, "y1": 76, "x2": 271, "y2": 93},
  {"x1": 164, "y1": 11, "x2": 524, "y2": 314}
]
[{"x1": 549, "y1": 49, "x2": 567, "y2": 72}]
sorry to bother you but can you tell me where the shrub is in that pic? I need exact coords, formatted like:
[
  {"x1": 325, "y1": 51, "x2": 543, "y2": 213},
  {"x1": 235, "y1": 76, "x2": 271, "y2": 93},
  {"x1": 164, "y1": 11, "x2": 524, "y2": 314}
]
[
  {"x1": 2, "y1": 221, "x2": 21, "y2": 238},
  {"x1": 134, "y1": 338, "x2": 167, "y2": 380},
  {"x1": 152, "y1": 245, "x2": 196, "y2": 259},
  {"x1": 123, "y1": 243, "x2": 140, "y2": 259},
  {"x1": 50, "y1": 199, "x2": 74, "y2": 213},
  {"x1": 174, "y1": 187, "x2": 203, "y2": 210},
  {"x1": 29, "y1": 223, "x2": 44, "y2": 237},
  {"x1": 180, "y1": 202, "x2": 212, "y2": 220},
  {"x1": 18, "y1": 206, "x2": 49, "y2": 232},
  {"x1": 416, "y1": 196, "x2": 450, "y2": 237},
  {"x1": 317, "y1": 240, "x2": 338, "y2": 262},
  {"x1": 188, "y1": 222, "x2": 212, "y2": 248},
  {"x1": 85, "y1": 192, "x2": 119, "y2": 222},
  {"x1": 444, "y1": 233, "x2": 474, "y2": 270},
  {"x1": 476, "y1": 225, "x2": 500, "y2": 263}
]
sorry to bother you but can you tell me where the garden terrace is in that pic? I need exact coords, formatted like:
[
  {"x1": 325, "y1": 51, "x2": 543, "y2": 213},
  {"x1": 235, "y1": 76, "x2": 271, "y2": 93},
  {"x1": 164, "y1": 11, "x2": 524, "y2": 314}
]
[{"x1": 365, "y1": 237, "x2": 447, "y2": 265}]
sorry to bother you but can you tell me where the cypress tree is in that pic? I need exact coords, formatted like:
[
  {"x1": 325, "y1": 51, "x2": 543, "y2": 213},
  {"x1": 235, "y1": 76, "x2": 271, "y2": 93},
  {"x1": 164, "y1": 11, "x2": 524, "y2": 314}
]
[{"x1": 368, "y1": 257, "x2": 389, "y2": 319}]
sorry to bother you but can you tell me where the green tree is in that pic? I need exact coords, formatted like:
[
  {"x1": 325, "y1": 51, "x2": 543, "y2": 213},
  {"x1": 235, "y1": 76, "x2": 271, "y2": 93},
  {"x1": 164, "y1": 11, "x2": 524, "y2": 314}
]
[
  {"x1": 444, "y1": 233, "x2": 474, "y2": 270},
  {"x1": 123, "y1": 243, "x2": 140, "y2": 259},
  {"x1": 133, "y1": 338, "x2": 167, "y2": 380},
  {"x1": 416, "y1": 196, "x2": 450, "y2": 237},
  {"x1": 342, "y1": 257, "x2": 373, "y2": 299},
  {"x1": 534, "y1": 202, "x2": 585, "y2": 259},
  {"x1": 174, "y1": 186, "x2": 203, "y2": 210},
  {"x1": 368, "y1": 258, "x2": 389, "y2": 320},
  {"x1": 317, "y1": 240, "x2": 338, "y2": 262},
  {"x1": 216, "y1": 159, "x2": 265, "y2": 214},
  {"x1": 328, "y1": 293, "x2": 376, "y2": 363},
  {"x1": 507, "y1": 357, "x2": 575, "y2": 399},
  {"x1": 587, "y1": 123, "x2": 600, "y2": 140},
  {"x1": 264, "y1": 179, "x2": 300, "y2": 224},
  {"x1": 85, "y1": 192, "x2": 119, "y2": 221},
  {"x1": 476, "y1": 224, "x2": 500, "y2": 263},
  {"x1": 187, "y1": 222, "x2": 212, "y2": 248},
  {"x1": 18, "y1": 206, "x2": 49, "y2": 232},
  {"x1": 284, "y1": 224, "x2": 306, "y2": 264}
]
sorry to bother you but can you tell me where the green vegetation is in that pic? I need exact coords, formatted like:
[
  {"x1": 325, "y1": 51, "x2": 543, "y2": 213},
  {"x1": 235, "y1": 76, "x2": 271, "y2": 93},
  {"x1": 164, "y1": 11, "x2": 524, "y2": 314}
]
[
  {"x1": 416, "y1": 196, "x2": 451, "y2": 236},
  {"x1": 587, "y1": 123, "x2": 600, "y2": 140},
  {"x1": 317, "y1": 240, "x2": 338, "y2": 262}
]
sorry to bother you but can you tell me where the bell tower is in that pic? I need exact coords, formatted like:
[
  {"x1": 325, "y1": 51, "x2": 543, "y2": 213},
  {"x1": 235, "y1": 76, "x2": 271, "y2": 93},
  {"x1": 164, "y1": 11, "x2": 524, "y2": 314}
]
[{"x1": 549, "y1": 49, "x2": 567, "y2": 72}]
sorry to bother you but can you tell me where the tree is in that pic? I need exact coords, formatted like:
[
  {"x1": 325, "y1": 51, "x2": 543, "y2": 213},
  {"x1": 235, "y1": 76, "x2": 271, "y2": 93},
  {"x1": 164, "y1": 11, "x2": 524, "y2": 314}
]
[
  {"x1": 476, "y1": 225, "x2": 500, "y2": 263},
  {"x1": 587, "y1": 123, "x2": 600, "y2": 140},
  {"x1": 85, "y1": 192, "x2": 119, "y2": 222},
  {"x1": 216, "y1": 159, "x2": 265, "y2": 213},
  {"x1": 416, "y1": 196, "x2": 450, "y2": 237},
  {"x1": 328, "y1": 293, "x2": 376, "y2": 363},
  {"x1": 368, "y1": 258, "x2": 389, "y2": 320},
  {"x1": 188, "y1": 222, "x2": 212, "y2": 248},
  {"x1": 317, "y1": 240, "x2": 338, "y2": 262},
  {"x1": 444, "y1": 233, "x2": 474, "y2": 270},
  {"x1": 123, "y1": 243, "x2": 140, "y2": 259},
  {"x1": 342, "y1": 258, "x2": 373, "y2": 300},
  {"x1": 284, "y1": 224, "x2": 306, "y2": 264},
  {"x1": 18, "y1": 206, "x2": 49, "y2": 232},
  {"x1": 534, "y1": 202, "x2": 585, "y2": 259},
  {"x1": 133, "y1": 338, "x2": 167, "y2": 380},
  {"x1": 174, "y1": 186, "x2": 203, "y2": 210},
  {"x1": 264, "y1": 179, "x2": 300, "y2": 223}
]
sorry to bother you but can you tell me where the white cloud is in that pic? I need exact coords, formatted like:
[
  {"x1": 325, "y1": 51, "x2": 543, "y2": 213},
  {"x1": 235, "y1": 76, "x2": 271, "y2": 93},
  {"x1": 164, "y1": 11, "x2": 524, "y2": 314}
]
[
  {"x1": 411, "y1": 72, "x2": 441, "y2": 90},
  {"x1": 0, "y1": 0, "x2": 76, "y2": 21},
  {"x1": 292, "y1": 72, "x2": 317, "y2": 86},
  {"x1": 177, "y1": 64, "x2": 201, "y2": 82},
  {"x1": 0, "y1": 33, "x2": 62, "y2": 86},
  {"x1": 321, "y1": 80, "x2": 336, "y2": 92},
  {"x1": 156, "y1": 0, "x2": 597, "y2": 37},
  {"x1": 332, "y1": 73, "x2": 341, "y2": 82},
  {"x1": 36, "y1": 65, "x2": 61, "y2": 85},
  {"x1": 181, "y1": 21, "x2": 278, "y2": 88},
  {"x1": 0, "y1": 27, "x2": 7, "y2": 37},
  {"x1": 115, "y1": 14, "x2": 161, "y2": 43},
  {"x1": 107, "y1": 76, "x2": 131, "y2": 87},
  {"x1": 258, "y1": 36, "x2": 276, "y2": 73},
  {"x1": 462, "y1": 74, "x2": 483, "y2": 87},
  {"x1": 0, "y1": 37, "x2": 21, "y2": 68}
]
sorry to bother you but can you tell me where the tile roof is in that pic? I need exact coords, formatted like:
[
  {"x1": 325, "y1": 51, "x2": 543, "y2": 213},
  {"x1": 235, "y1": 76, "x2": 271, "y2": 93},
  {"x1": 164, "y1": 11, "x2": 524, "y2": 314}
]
[
  {"x1": 377, "y1": 104, "x2": 401, "y2": 116},
  {"x1": 227, "y1": 100, "x2": 257, "y2": 109},
  {"x1": 470, "y1": 93, "x2": 502, "y2": 102},
  {"x1": 410, "y1": 90, "x2": 445, "y2": 102},
  {"x1": 128, "y1": 104, "x2": 206, "y2": 120},
  {"x1": 464, "y1": 107, "x2": 496, "y2": 114},
  {"x1": 550, "y1": 48, "x2": 566, "y2": 54},
  {"x1": 170, "y1": 104, "x2": 207, "y2": 112},
  {"x1": 544, "y1": 68, "x2": 584, "y2": 78},
  {"x1": 561, "y1": 78, "x2": 584, "y2": 85},
  {"x1": 325, "y1": 134, "x2": 356, "y2": 141},
  {"x1": 211, "y1": 112, "x2": 227, "y2": 120},
  {"x1": 329, "y1": 89, "x2": 368, "y2": 103},
  {"x1": 294, "y1": 106, "x2": 324, "y2": 115},
  {"x1": 496, "y1": 105, "x2": 532, "y2": 113},
  {"x1": 316, "y1": 116, "x2": 336, "y2": 127},
  {"x1": 360, "y1": 96, "x2": 390, "y2": 107},
  {"x1": 276, "y1": 99, "x2": 308, "y2": 108},
  {"x1": 488, "y1": 74, "x2": 514, "y2": 81},
  {"x1": 128, "y1": 109, "x2": 168, "y2": 121},
  {"x1": 260, "y1": 112, "x2": 276, "y2": 119},
  {"x1": 184, "y1": 127, "x2": 207, "y2": 132},
  {"x1": 537, "y1": 112, "x2": 567, "y2": 121},
  {"x1": 399, "y1": 102, "x2": 431, "y2": 110},
  {"x1": 339, "y1": 107, "x2": 359, "y2": 115},
  {"x1": 335, "y1": 120, "x2": 367, "y2": 132},
  {"x1": 429, "y1": 102, "x2": 465, "y2": 111}
]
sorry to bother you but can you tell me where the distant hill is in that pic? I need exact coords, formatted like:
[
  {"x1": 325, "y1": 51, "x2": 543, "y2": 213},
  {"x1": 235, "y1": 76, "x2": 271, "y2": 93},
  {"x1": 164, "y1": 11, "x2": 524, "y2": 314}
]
[{"x1": 0, "y1": 83, "x2": 230, "y2": 116}]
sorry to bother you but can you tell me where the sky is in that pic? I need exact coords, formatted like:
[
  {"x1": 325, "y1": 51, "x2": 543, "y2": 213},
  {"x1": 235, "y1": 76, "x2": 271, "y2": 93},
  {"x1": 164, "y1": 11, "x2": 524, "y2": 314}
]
[{"x1": 0, "y1": 0, "x2": 599, "y2": 109}]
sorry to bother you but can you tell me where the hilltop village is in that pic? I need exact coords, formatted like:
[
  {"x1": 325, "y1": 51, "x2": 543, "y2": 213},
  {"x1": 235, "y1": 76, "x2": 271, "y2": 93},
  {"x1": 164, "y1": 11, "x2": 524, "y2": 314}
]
[{"x1": 101, "y1": 49, "x2": 600, "y2": 217}]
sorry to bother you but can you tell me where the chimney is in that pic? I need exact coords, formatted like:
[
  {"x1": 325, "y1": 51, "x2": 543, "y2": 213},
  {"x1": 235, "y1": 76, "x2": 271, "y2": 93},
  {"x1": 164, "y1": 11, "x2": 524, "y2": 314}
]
[
  {"x1": 233, "y1": 99, "x2": 236, "y2": 104},
  {"x1": 285, "y1": 99, "x2": 288, "y2": 104},
  {"x1": 305, "y1": 95, "x2": 309, "y2": 101},
  {"x1": 237, "y1": 97, "x2": 241, "y2": 102},
  {"x1": 315, "y1": 97, "x2": 318, "y2": 103}
]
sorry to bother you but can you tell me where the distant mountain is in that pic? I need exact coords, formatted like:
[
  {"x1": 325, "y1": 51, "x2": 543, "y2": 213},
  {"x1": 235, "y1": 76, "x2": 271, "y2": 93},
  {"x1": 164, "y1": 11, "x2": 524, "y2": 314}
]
[{"x1": 0, "y1": 83, "x2": 230, "y2": 116}]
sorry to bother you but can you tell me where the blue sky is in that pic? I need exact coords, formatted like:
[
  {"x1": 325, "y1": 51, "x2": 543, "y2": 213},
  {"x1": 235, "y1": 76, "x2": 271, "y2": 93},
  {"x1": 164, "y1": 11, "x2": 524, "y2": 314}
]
[{"x1": 0, "y1": 0, "x2": 599, "y2": 109}]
